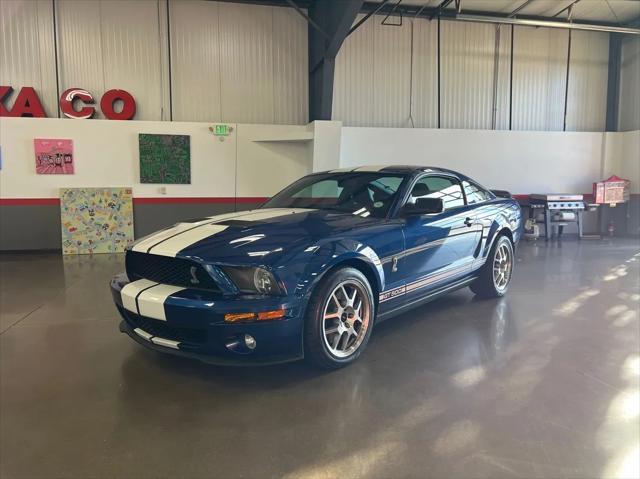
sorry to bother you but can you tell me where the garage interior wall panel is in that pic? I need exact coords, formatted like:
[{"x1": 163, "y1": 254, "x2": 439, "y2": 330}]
[
  {"x1": 0, "y1": 0, "x2": 58, "y2": 117},
  {"x1": 170, "y1": 0, "x2": 222, "y2": 122},
  {"x1": 333, "y1": 16, "x2": 413, "y2": 127},
  {"x1": 411, "y1": 18, "x2": 438, "y2": 128},
  {"x1": 371, "y1": 19, "x2": 412, "y2": 127},
  {"x1": 512, "y1": 26, "x2": 569, "y2": 131},
  {"x1": 332, "y1": 14, "x2": 376, "y2": 127},
  {"x1": 218, "y1": 3, "x2": 275, "y2": 124},
  {"x1": 566, "y1": 31, "x2": 609, "y2": 132},
  {"x1": 0, "y1": 0, "x2": 306, "y2": 124},
  {"x1": 272, "y1": 7, "x2": 308, "y2": 125},
  {"x1": 440, "y1": 20, "x2": 495, "y2": 129},
  {"x1": 171, "y1": 1, "x2": 307, "y2": 124},
  {"x1": 97, "y1": 0, "x2": 167, "y2": 121},
  {"x1": 619, "y1": 36, "x2": 640, "y2": 131},
  {"x1": 55, "y1": 0, "x2": 166, "y2": 121},
  {"x1": 55, "y1": 0, "x2": 105, "y2": 115}
]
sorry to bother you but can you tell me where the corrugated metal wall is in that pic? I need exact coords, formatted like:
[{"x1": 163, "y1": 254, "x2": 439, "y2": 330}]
[
  {"x1": 333, "y1": 15, "x2": 614, "y2": 132},
  {"x1": 56, "y1": 0, "x2": 167, "y2": 120},
  {"x1": 0, "y1": 0, "x2": 58, "y2": 116},
  {"x1": 566, "y1": 31, "x2": 609, "y2": 132},
  {"x1": 441, "y1": 20, "x2": 496, "y2": 130},
  {"x1": 512, "y1": 26, "x2": 568, "y2": 131},
  {"x1": 619, "y1": 36, "x2": 640, "y2": 131},
  {"x1": 410, "y1": 18, "x2": 438, "y2": 128},
  {"x1": 0, "y1": 0, "x2": 308, "y2": 124}
]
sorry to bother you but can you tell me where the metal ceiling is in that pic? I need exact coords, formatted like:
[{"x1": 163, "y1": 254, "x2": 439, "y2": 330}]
[{"x1": 399, "y1": 0, "x2": 640, "y2": 24}]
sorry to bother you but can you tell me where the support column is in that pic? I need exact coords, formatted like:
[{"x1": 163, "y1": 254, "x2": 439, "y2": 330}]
[
  {"x1": 307, "y1": 0, "x2": 364, "y2": 121},
  {"x1": 605, "y1": 33, "x2": 622, "y2": 132}
]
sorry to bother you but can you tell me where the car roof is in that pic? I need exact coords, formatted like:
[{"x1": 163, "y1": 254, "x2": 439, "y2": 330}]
[{"x1": 324, "y1": 165, "x2": 460, "y2": 175}]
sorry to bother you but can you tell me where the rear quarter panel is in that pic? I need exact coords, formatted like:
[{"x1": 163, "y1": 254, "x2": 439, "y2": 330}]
[{"x1": 474, "y1": 198, "x2": 522, "y2": 263}]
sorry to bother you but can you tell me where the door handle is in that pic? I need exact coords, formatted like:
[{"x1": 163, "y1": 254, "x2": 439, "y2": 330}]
[{"x1": 464, "y1": 217, "x2": 474, "y2": 227}]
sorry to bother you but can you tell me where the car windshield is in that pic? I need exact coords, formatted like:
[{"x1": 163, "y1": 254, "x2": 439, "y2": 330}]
[{"x1": 262, "y1": 172, "x2": 408, "y2": 218}]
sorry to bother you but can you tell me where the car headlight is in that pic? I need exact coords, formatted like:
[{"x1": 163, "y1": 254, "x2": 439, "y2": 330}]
[{"x1": 222, "y1": 266, "x2": 284, "y2": 295}]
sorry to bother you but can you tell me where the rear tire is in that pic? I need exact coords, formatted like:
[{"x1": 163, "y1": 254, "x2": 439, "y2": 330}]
[
  {"x1": 304, "y1": 267, "x2": 375, "y2": 369},
  {"x1": 470, "y1": 235, "x2": 514, "y2": 298}
]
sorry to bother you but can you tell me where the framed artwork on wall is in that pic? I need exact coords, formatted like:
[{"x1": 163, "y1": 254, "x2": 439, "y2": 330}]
[
  {"x1": 34, "y1": 139, "x2": 74, "y2": 174},
  {"x1": 138, "y1": 134, "x2": 190, "y2": 184},
  {"x1": 60, "y1": 187, "x2": 134, "y2": 255}
]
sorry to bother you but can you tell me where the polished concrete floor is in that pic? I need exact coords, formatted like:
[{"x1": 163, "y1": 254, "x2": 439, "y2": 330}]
[{"x1": 1, "y1": 239, "x2": 639, "y2": 479}]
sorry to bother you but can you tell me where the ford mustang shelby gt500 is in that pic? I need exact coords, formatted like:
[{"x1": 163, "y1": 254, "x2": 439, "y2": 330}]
[{"x1": 111, "y1": 166, "x2": 522, "y2": 368}]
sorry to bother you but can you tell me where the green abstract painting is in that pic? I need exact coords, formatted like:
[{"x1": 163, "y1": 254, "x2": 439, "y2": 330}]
[{"x1": 139, "y1": 134, "x2": 191, "y2": 184}]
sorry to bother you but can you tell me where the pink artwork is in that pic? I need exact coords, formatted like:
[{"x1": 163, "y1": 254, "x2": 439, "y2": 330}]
[{"x1": 34, "y1": 139, "x2": 74, "y2": 174}]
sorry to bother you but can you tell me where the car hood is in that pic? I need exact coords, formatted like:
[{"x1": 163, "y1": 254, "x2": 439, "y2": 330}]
[{"x1": 131, "y1": 208, "x2": 380, "y2": 265}]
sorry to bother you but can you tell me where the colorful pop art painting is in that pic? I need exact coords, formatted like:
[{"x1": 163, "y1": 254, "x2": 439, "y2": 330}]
[
  {"x1": 35, "y1": 139, "x2": 74, "y2": 174},
  {"x1": 139, "y1": 134, "x2": 190, "y2": 184},
  {"x1": 60, "y1": 187, "x2": 134, "y2": 255}
]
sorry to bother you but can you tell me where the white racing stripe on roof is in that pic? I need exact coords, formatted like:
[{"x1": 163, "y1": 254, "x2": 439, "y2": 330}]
[
  {"x1": 120, "y1": 279, "x2": 158, "y2": 314},
  {"x1": 233, "y1": 208, "x2": 312, "y2": 222},
  {"x1": 149, "y1": 224, "x2": 229, "y2": 257},
  {"x1": 137, "y1": 284, "x2": 185, "y2": 321},
  {"x1": 353, "y1": 165, "x2": 389, "y2": 172}
]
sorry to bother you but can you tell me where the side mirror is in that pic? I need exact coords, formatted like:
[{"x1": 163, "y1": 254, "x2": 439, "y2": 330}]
[
  {"x1": 403, "y1": 197, "x2": 444, "y2": 216},
  {"x1": 491, "y1": 189, "x2": 512, "y2": 199}
]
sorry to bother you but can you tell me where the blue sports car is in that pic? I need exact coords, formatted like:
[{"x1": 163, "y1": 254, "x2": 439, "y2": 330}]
[{"x1": 111, "y1": 166, "x2": 522, "y2": 368}]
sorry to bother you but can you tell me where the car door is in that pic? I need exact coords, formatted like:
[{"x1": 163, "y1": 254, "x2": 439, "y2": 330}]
[{"x1": 398, "y1": 174, "x2": 480, "y2": 299}]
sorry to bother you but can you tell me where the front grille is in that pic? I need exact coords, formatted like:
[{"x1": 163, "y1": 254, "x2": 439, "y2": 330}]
[
  {"x1": 124, "y1": 308, "x2": 207, "y2": 344},
  {"x1": 126, "y1": 251, "x2": 220, "y2": 291}
]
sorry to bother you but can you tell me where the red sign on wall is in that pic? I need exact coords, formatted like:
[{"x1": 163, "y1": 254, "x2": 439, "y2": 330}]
[{"x1": 0, "y1": 86, "x2": 136, "y2": 120}]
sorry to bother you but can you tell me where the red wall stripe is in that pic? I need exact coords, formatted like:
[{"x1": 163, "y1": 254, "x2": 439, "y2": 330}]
[
  {"x1": 0, "y1": 197, "x2": 268, "y2": 206},
  {"x1": 1, "y1": 194, "x2": 638, "y2": 206}
]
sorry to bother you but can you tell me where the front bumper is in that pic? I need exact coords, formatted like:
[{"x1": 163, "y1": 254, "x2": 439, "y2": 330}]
[{"x1": 111, "y1": 273, "x2": 305, "y2": 366}]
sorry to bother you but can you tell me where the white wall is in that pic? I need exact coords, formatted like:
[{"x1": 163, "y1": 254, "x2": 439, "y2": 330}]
[
  {"x1": 0, "y1": 117, "x2": 313, "y2": 199},
  {"x1": 333, "y1": 15, "x2": 612, "y2": 132},
  {"x1": 0, "y1": 0, "x2": 308, "y2": 124},
  {"x1": 339, "y1": 127, "x2": 619, "y2": 194},
  {"x1": 602, "y1": 130, "x2": 640, "y2": 193}
]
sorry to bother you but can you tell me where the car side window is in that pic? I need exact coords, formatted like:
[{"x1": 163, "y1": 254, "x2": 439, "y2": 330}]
[
  {"x1": 407, "y1": 176, "x2": 465, "y2": 210},
  {"x1": 462, "y1": 180, "x2": 491, "y2": 204}
]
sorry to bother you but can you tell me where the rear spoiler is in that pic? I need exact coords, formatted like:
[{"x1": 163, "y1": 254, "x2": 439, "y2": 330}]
[{"x1": 491, "y1": 189, "x2": 512, "y2": 199}]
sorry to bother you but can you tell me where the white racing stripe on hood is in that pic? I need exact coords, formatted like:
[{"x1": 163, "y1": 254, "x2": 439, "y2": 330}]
[
  {"x1": 132, "y1": 211, "x2": 259, "y2": 254},
  {"x1": 121, "y1": 279, "x2": 158, "y2": 314},
  {"x1": 137, "y1": 284, "x2": 185, "y2": 321},
  {"x1": 149, "y1": 224, "x2": 230, "y2": 257},
  {"x1": 142, "y1": 208, "x2": 313, "y2": 258},
  {"x1": 132, "y1": 220, "x2": 211, "y2": 253}
]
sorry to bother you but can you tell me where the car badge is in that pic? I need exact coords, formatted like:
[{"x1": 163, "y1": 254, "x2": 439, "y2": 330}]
[{"x1": 189, "y1": 266, "x2": 200, "y2": 285}]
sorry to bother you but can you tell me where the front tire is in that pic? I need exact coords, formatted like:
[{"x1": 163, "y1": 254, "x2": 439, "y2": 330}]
[
  {"x1": 470, "y1": 235, "x2": 514, "y2": 298},
  {"x1": 304, "y1": 267, "x2": 375, "y2": 369}
]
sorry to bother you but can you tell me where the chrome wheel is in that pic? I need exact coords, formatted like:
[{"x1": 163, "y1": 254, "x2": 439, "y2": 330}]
[
  {"x1": 493, "y1": 242, "x2": 513, "y2": 292},
  {"x1": 322, "y1": 280, "x2": 371, "y2": 358}
]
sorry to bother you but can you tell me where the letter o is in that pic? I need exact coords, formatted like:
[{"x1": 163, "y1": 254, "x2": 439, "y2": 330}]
[{"x1": 100, "y1": 89, "x2": 136, "y2": 120}]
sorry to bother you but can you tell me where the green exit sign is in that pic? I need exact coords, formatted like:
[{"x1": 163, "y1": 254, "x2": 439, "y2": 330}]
[{"x1": 214, "y1": 124, "x2": 231, "y2": 136}]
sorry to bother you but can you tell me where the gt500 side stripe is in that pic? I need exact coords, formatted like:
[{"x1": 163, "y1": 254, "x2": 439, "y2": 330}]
[{"x1": 378, "y1": 259, "x2": 484, "y2": 303}]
